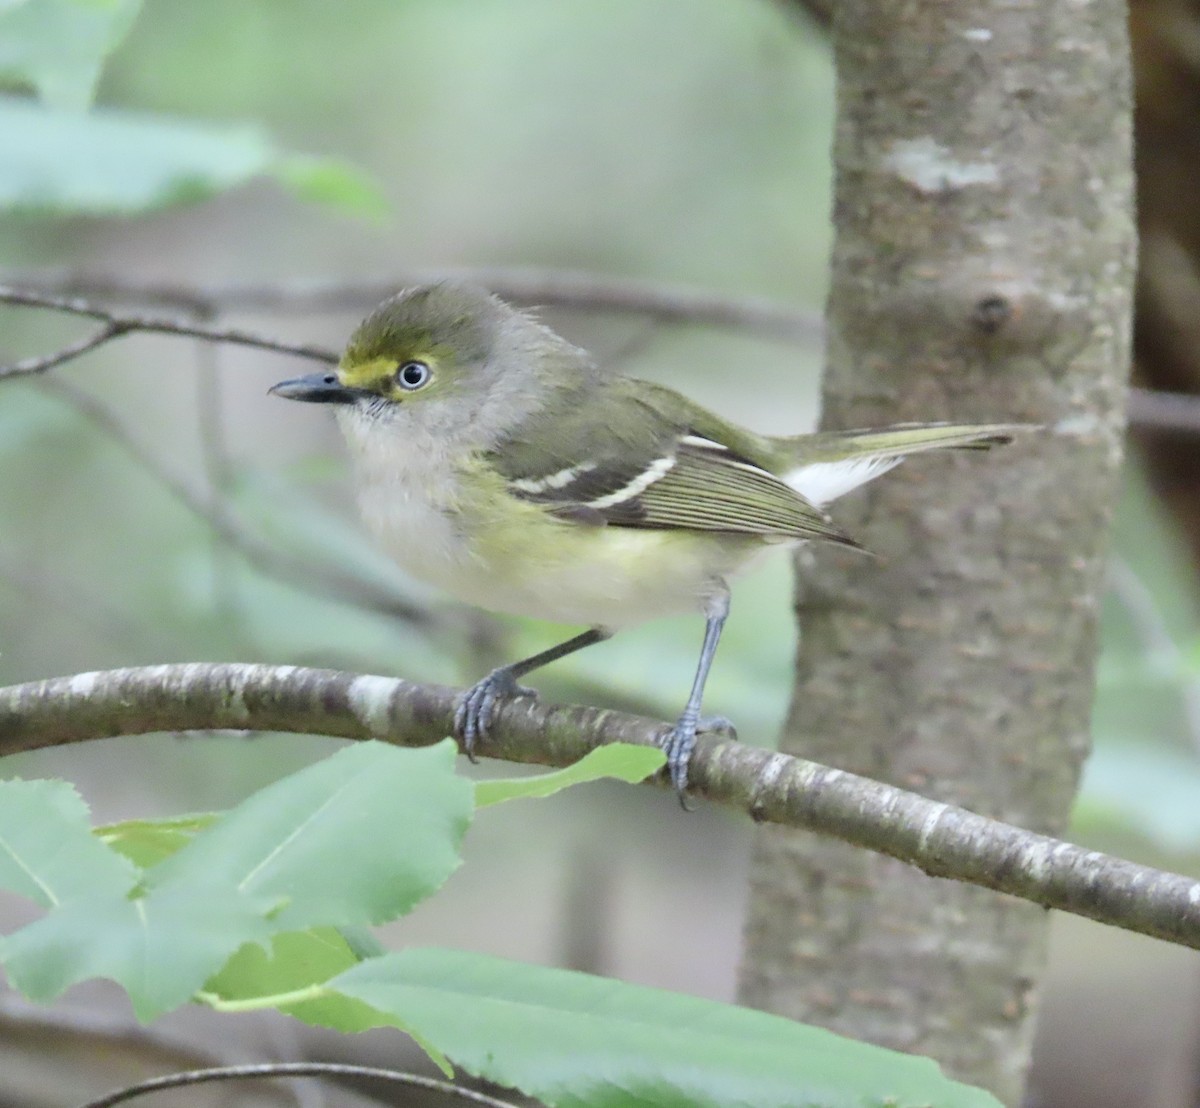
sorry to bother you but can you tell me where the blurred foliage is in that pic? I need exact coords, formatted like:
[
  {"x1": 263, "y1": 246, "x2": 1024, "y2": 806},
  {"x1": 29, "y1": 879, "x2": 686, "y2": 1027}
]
[
  {"x1": 0, "y1": 0, "x2": 830, "y2": 819},
  {"x1": 0, "y1": 749, "x2": 999, "y2": 1108},
  {"x1": 1, "y1": 0, "x2": 1199, "y2": 1012},
  {"x1": 1075, "y1": 462, "x2": 1200, "y2": 860},
  {"x1": 0, "y1": 98, "x2": 385, "y2": 216},
  {"x1": 0, "y1": 0, "x2": 143, "y2": 109},
  {"x1": 2, "y1": 6, "x2": 1198, "y2": 1108},
  {"x1": 0, "y1": 0, "x2": 381, "y2": 217}
]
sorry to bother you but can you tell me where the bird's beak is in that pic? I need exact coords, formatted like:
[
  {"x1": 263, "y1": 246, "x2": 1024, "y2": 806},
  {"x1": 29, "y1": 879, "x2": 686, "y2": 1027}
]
[{"x1": 269, "y1": 371, "x2": 360, "y2": 405}]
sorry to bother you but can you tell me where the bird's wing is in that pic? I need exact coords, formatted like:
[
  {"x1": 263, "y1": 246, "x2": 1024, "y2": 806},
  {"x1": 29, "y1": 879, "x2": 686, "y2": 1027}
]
[{"x1": 488, "y1": 380, "x2": 856, "y2": 545}]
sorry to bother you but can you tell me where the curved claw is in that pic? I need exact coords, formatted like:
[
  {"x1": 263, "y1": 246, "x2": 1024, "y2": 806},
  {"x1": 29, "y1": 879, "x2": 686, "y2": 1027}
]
[
  {"x1": 661, "y1": 717, "x2": 699, "y2": 808},
  {"x1": 697, "y1": 715, "x2": 737, "y2": 740},
  {"x1": 662, "y1": 715, "x2": 739, "y2": 808},
  {"x1": 453, "y1": 667, "x2": 537, "y2": 761}
]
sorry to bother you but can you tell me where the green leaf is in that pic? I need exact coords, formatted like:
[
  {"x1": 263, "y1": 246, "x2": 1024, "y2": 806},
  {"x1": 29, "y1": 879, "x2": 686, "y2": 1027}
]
[
  {"x1": 330, "y1": 948, "x2": 1000, "y2": 1108},
  {"x1": 150, "y1": 741, "x2": 472, "y2": 931},
  {"x1": 96, "y1": 813, "x2": 220, "y2": 868},
  {"x1": 475, "y1": 744, "x2": 665, "y2": 808},
  {"x1": 276, "y1": 155, "x2": 389, "y2": 218},
  {"x1": 0, "y1": 778, "x2": 137, "y2": 907},
  {"x1": 338, "y1": 925, "x2": 386, "y2": 961},
  {"x1": 0, "y1": 0, "x2": 144, "y2": 109},
  {"x1": 206, "y1": 928, "x2": 450, "y2": 1075},
  {"x1": 2, "y1": 881, "x2": 277, "y2": 1021},
  {"x1": 0, "y1": 97, "x2": 387, "y2": 216},
  {"x1": 208, "y1": 928, "x2": 383, "y2": 1029}
]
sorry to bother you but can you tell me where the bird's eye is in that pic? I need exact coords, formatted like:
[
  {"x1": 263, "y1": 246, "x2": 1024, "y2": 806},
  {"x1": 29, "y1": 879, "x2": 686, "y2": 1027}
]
[{"x1": 396, "y1": 361, "x2": 431, "y2": 390}]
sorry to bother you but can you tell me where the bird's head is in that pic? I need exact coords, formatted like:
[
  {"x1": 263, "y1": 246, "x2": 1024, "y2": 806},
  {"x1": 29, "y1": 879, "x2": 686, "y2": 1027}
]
[{"x1": 270, "y1": 281, "x2": 586, "y2": 445}]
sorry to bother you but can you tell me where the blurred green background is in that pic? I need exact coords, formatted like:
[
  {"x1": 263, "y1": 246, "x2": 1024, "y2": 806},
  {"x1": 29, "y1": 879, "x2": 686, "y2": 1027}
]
[{"x1": 2, "y1": 2, "x2": 1199, "y2": 1105}]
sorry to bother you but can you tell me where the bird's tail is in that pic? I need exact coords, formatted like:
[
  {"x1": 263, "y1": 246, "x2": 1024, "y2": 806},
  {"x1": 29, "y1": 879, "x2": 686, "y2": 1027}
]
[
  {"x1": 776, "y1": 422, "x2": 1030, "y2": 508},
  {"x1": 786, "y1": 422, "x2": 1025, "y2": 460}
]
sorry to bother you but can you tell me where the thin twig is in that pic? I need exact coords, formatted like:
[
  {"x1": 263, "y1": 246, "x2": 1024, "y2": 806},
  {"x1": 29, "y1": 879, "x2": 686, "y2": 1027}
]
[
  {"x1": 1126, "y1": 386, "x2": 1200, "y2": 434},
  {"x1": 6, "y1": 276, "x2": 1200, "y2": 438},
  {"x1": 4, "y1": 661, "x2": 1200, "y2": 952},
  {"x1": 0, "y1": 285, "x2": 336, "y2": 379},
  {"x1": 77, "y1": 1062, "x2": 520, "y2": 1108},
  {"x1": 1, "y1": 268, "x2": 825, "y2": 344},
  {"x1": 2, "y1": 319, "x2": 128, "y2": 375}
]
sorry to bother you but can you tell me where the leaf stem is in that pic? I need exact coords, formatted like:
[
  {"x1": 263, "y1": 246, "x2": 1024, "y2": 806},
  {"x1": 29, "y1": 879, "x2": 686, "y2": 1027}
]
[{"x1": 195, "y1": 984, "x2": 330, "y2": 1012}]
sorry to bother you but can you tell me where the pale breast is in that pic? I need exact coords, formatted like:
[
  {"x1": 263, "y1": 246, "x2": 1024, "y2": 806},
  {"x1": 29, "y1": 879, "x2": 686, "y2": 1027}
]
[{"x1": 338, "y1": 408, "x2": 771, "y2": 627}]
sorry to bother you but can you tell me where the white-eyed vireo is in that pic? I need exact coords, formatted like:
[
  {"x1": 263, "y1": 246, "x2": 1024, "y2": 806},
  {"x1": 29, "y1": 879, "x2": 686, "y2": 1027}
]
[{"x1": 271, "y1": 282, "x2": 1020, "y2": 795}]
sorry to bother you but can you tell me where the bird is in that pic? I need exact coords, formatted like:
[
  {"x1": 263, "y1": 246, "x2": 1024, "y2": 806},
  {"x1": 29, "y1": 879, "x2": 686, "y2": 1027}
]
[{"x1": 270, "y1": 281, "x2": 1021, "y2": 796}]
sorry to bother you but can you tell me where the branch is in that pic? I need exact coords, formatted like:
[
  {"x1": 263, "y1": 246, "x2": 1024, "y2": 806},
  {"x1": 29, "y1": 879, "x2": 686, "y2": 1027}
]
[
  {"x1": 0, "y1": 285, "x2": 337, "y2": 379},
  {"x1": 79, "y1": 1062, "x2": 519, "y2": 1108},
  {"x1": 1125, "y1": 386, "x2": 1200, "y2": 434},
  {"x1": 2, "y1": 268, "x2": 823, "y2": 342},
  {"x1": 3, "y1": 663, "x2": 1199, "y2": 951},
  {"x1": 4, "y1": 276, "x2": 1196, "y2": 436}
]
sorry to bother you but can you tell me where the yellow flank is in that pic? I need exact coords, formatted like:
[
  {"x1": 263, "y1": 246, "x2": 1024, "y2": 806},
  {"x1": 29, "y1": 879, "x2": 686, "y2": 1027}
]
[
  {"x1": 343, "y1": 421, "x2": 768, "y2": 628},
  {"x1": 449, "y1": 462, "x2": 765, "y2": 626}
]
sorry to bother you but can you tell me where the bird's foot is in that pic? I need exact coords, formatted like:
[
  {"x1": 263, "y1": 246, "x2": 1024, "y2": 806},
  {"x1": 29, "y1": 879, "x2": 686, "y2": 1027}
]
[
  {"x1": 697, "y1": 715, "x2": 737, "y2": 740},
  {"x1": 661, "y1": 714, "x2": 738, "y2": 807},
  {"x1": 454, "y1": 667, "x2": 537, "y2": 761}
]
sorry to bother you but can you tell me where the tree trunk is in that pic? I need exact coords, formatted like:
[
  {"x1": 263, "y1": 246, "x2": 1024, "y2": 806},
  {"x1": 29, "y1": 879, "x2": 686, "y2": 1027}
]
[{"x1": 738, "y1": 2, "x2": 1135, "y2": 1104}]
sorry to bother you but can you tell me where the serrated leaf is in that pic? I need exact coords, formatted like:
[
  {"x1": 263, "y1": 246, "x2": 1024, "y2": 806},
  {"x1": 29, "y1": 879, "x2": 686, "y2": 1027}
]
[
  {"x1": 96, "y1": 813, "x2": 220, "y2": 868},
  {"x1": 475, "y1": 744, "x2": 665, "y2": 808},
  {"x1": 0, "y1": 0, "x2": 144, "y2": 109},
  {"x1": 149, "y1": 741, "x2": 472, "y2": 931},
  {"x1": 0, "y1": 98, "x2": 383, "y2": 216},
  {"x1": 2, "y1": 880, "x2": 276, "y2": 1021},
  {"x1": 329, "y1": 948, "x2": 1000, "y2": 1108},
  {"x1": 206, "y1": 928, "x2": 450, "y2": 1074},
  {"x1": 337, "y1": 925, "x2": 386, "y2": 961},
  {"x1": 208, "y1": 928, "x2": 376, "y2": 1025},
  {"x1": 0, "y1": 778, "x2": 137, "y2": 906}
]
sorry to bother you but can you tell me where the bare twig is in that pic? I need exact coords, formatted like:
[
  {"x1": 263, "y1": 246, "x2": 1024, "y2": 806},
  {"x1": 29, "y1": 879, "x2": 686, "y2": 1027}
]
[
  {"x1": 1125, "y1": 386, "x2": 1200, "y2": 434},
  {"x1": 2, "y1": 319, "x2": 128, "y2": 376},
  {"x1": 1, "y1": 269, "x2": 824, "y2": 343},
  {"x1": 4, "y1": 661, "x2": 1200, "y2": 952},
  {"x1": 6, "y1": 276, "x2": 1200, "y2": 439},
  {"x1": 78, "y1": 1062, "x2": 520, "y2": 1108},
  {"x1": 0, "y1": 285, "x2": 336, "y2": 379}
]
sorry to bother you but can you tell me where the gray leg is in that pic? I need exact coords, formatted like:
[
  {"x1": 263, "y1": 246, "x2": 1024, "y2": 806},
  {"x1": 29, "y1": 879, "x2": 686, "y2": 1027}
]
[
  {"x1": 455, "y1": 627, "x2": 612, "y2": 758},
  {"x1": 663, "y1": 587, "x2": 732, "y2": 799}
]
